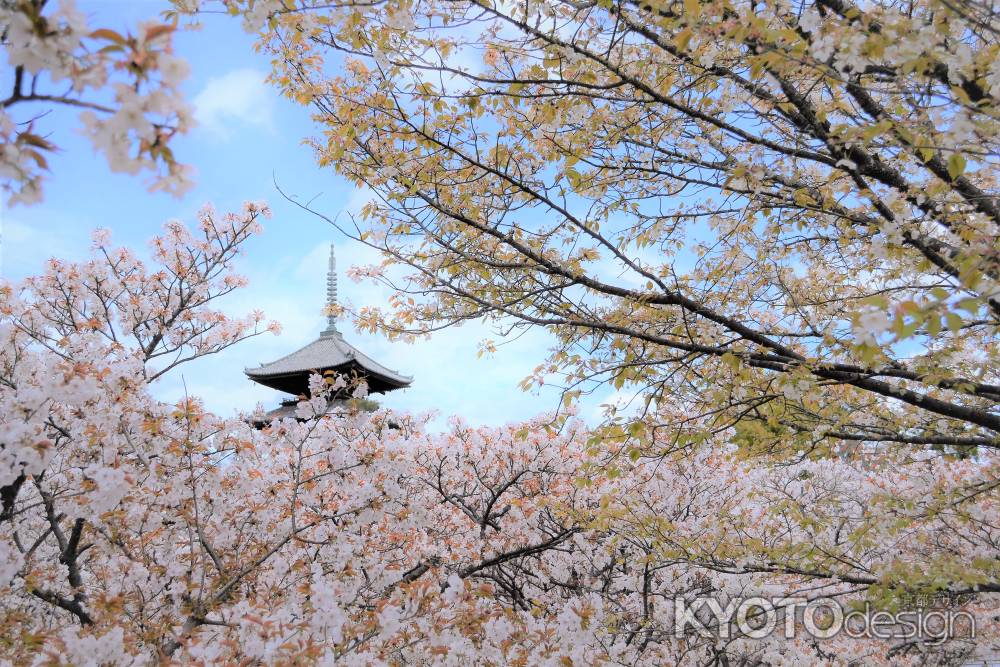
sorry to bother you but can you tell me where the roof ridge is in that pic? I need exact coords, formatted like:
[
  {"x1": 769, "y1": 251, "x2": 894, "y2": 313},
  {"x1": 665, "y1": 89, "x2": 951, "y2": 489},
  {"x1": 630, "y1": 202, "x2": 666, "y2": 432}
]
[
  {"x1": 243, "y1": 335, "x2": 325, "y2": 372},
  {"x1": 246, "y1": 332, "x2": 411, "y2": 386}
]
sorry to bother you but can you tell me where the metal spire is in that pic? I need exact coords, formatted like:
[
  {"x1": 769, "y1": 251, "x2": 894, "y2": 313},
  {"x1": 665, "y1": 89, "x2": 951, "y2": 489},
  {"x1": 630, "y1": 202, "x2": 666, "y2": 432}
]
[{"x1": 321, "y1": 243, "x2": 340, "y2": 337}]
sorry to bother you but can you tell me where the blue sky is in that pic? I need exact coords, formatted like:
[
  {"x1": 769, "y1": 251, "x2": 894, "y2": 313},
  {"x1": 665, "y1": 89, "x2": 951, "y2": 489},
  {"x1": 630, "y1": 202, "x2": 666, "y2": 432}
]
[{"x1": 0, "y1": 0, "x2": 630, "y2": 428}]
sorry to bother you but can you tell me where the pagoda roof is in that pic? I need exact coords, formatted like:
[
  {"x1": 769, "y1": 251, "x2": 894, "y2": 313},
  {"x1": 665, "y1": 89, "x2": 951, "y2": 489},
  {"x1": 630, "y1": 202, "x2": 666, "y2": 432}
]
[
  {"x1": 245, "y1": 330, "x2": 412, "y2": 395},
  {"x1": 244, "y1": 243, "x2": 412, "y2": 397}
]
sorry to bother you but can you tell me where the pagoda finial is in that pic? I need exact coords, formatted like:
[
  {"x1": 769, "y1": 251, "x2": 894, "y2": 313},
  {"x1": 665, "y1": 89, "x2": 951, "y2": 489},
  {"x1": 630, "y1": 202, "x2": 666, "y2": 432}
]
[{"x1": 321, "y1": 243, "x2": 340, "y2": 337}]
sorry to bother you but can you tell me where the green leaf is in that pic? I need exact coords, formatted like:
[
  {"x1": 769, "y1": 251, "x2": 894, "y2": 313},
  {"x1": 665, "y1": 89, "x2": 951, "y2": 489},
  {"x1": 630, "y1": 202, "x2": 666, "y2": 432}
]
[
  {"x1": 565, "y1": 167, "x2": 582, "y2": 189},
  {"x1": 947, "y1": 152, "x2": 966, "y2": 180},
  {"x1": 955, "y1": 297, "x2": 980, "y2": 315},
  {"x1": 674, "y1": 28, "x2": 693, "y2": 51}
]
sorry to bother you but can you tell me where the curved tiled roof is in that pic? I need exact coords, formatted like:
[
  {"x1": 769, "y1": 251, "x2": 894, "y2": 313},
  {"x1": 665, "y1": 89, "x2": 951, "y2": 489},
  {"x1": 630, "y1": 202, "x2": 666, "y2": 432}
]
[
  {"x1": 245, "y1": 243, "x2": 412, "y2": 396},
  {"x1": 245, "y1": 331, "x2": 412, "y2": 394}
]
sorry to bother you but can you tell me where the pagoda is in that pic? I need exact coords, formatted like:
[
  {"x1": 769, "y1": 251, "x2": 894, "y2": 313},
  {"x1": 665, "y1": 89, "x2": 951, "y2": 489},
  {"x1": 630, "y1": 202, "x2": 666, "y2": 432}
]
[{"x1": 246, "y1": 244, "x2": 411, "y2": 422}]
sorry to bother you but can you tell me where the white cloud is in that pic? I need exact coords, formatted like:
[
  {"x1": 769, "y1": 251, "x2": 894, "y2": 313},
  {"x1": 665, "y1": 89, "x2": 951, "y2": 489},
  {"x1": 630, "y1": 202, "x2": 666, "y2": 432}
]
[
  {"x1": 193, "y1": 69, "x2": 275, "y2": 139},
  {"x1": 0, "y1": 217, "x2": 36, "y2": 278},
  {"x1": 2, "y1": 217, "x2": 34, "y2": 244},
  {"x1": 345, "y1": 187, "x2": 376, "y2": 216},
  {"x1": 0, "y1": 213, "x2": 90, "y2": 280}
]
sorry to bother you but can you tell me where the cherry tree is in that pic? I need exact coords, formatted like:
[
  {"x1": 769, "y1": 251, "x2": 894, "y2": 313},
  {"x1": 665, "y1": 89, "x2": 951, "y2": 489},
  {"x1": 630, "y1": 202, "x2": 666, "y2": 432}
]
[
  {"x1": 1, "y1": 208, "x2": 996, "y2": 664},
  {"x1": 0, "y1": 0, "x2": 997, "y2": 659},
  {"x1": 166, "y1": 0, "x2": 1000, "y2": 628},
  {"x1": 1, "y1": 0, "x2": 195, "y2": 205}
]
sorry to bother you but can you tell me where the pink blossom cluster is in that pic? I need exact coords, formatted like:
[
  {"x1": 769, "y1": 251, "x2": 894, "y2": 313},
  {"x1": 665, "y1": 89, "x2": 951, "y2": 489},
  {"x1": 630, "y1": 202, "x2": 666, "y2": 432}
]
[
  {"x1": 0, "y1": 206, "x2": 997, "y2": 665},
  {"x1": 1, "y1": 1, "x2": 195, "y2": 205}
]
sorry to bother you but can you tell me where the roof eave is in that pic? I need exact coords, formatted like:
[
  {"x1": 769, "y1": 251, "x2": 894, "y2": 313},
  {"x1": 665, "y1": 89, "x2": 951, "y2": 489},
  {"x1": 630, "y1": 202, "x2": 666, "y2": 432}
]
[{"x1": 245, "y1": 362, "x2": 410, "y2": 396}]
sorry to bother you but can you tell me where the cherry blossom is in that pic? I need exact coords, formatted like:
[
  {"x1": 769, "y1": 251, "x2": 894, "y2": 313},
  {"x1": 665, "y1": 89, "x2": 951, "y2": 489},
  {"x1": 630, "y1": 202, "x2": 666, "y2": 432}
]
[
  {"x1": 1, "y1": 210, "x2": 997, "y2": 664},
  {"x1": 0, "y1": 1, "x2": 195, "y2": 205}
]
